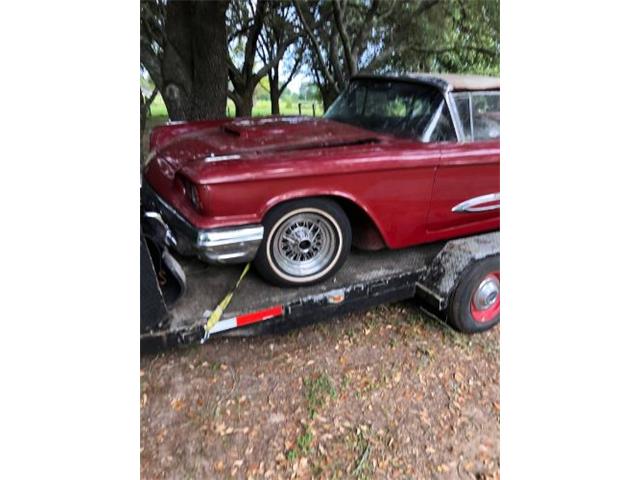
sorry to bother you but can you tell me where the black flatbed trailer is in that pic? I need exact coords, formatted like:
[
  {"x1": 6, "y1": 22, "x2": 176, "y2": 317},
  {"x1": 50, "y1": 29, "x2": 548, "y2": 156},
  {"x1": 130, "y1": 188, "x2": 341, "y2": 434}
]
[{"x1": 141, "y1": 231, "x2": 499, "y2": 353}]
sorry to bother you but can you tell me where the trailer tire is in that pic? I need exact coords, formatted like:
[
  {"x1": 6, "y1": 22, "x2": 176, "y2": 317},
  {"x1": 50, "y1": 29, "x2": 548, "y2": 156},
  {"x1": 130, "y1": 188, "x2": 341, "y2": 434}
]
[
  {"x1": 447, "y1": 255, "x2": 500, "y2": 333},
  {"x1": 254, "y1": 198, "x2": 352, "y2": 287}
]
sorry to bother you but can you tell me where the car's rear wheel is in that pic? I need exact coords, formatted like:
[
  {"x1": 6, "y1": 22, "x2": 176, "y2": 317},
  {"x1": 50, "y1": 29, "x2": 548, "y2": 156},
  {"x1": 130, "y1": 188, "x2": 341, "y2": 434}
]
[
  {"x1": 254, "y1": 198, "x2": 351, "y2": 287},
  {"x1": 447, "y1": 255, "x2": 500, "y2": 333}
]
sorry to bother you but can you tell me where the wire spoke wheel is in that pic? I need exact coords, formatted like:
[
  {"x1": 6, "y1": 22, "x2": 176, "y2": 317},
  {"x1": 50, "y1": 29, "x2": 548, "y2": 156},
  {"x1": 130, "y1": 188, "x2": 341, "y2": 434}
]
[
  {"x1": 272, "y1": 212, "x2": 338, "y2": 278},
  {"x1": 255, "y1": 199, "x2": 352, "y2": 287}
]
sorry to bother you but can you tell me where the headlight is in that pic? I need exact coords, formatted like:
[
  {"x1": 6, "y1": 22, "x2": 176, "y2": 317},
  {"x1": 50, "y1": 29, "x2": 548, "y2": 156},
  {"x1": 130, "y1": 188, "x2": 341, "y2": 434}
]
[{"x1": 182, "y1": 178, "x2": 203, "y2": 211}]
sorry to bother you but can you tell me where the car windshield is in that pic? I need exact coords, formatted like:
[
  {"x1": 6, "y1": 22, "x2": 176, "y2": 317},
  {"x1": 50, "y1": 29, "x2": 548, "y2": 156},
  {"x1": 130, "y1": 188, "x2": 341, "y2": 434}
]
[{"x1": 324, "y1": 79, "x2": 442, "y2": 139}]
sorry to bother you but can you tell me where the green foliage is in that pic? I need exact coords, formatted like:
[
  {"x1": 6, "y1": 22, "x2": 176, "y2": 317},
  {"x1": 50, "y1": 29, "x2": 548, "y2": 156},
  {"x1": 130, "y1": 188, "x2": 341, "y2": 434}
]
[
  {"x1": 371, "y1": 0, "x2": 500, "y2": 76},
  {"x1": 296, "y1": 427, "x2": 313, "y2": 454},
  {"x1": 149, "y1": 97, "x2": 323, "y2": 119},
  {"x1": 285, "y1": 425, "x2": 313, "y2": 462},
  {"x1": 150, "y1": 94, "x2": 167, "y2": 117},
  {"x1": 299, "y1": 82, "x2": 322, "y2": 102},
  {"x1": 303, "y1": 372, "x2": 337, "y2": 419},
  {"x1": 254, "y1": 76, "x2": 271, "y2": 102}
]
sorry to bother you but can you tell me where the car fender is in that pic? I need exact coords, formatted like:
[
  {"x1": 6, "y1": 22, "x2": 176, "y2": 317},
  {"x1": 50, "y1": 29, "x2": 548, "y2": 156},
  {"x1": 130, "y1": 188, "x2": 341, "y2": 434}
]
[{"x1": 258, "y1": 188, "x2": 392, "y2": 247}]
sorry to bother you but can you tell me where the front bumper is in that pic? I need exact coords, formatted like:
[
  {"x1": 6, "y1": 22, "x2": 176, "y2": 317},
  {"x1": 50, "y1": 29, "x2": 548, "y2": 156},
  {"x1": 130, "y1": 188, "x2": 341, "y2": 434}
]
[{"x1": 141, "y1": 182, "x2": 263, "y2": 264}]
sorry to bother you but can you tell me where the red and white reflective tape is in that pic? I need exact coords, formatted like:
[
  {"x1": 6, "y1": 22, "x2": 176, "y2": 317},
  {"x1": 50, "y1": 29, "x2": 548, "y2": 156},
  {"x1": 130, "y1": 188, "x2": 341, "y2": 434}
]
[{"x1": 208, "y1": 305, "x2": 284, "y2": 334}]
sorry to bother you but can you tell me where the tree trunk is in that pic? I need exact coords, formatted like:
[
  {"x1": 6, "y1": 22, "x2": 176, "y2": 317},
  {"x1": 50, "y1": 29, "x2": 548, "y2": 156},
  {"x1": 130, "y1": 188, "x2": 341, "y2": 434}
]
[
  {"x1": 161, "y1": 0, "x2": 229, "y2": 121},
  {"x1": 189, "y1": 1, "x2": 228, "y2": 120},
  {"x1": 320, "y1": 85, "x2": 338, "y2": 112},
  {"x1": 268, "y1": 70, "x2": 280, "y2": 115},
  {"x1": 233, "y1": 94, "x2": 254, "y2": 117}
]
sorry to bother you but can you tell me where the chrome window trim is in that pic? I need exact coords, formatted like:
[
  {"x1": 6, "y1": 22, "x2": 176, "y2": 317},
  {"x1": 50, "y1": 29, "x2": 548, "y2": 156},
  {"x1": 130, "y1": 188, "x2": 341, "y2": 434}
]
[
  {"x1": 421, "y1": 99, "x2": 445, "y2": 142},
  {"x1": 450, "y1": 91, "x2": 500, "y2": 143},
  {"x1": 445, "y1": 90, "x2": 464, "y2": 142},
  {"x1": 468, "y1": 94, "x2": 475, "y2": 141}
]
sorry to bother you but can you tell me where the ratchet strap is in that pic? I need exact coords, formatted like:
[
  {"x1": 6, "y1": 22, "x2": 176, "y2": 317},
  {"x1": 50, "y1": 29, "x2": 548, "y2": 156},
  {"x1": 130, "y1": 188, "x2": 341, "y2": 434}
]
[{"x1": 201, "y1": 262, "x2": 251, "y2": 343}]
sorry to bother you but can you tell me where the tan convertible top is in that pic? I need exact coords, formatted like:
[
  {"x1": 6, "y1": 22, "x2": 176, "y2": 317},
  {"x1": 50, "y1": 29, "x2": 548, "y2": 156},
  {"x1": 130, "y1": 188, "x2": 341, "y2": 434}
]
[{"x1": 409, "y1": 73, "x2": 500, "y2": 91}]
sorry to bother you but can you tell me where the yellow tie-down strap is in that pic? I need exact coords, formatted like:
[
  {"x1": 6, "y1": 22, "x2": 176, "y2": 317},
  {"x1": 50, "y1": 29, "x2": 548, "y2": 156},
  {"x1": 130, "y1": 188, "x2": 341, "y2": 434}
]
[{"x1": 201, "y1": 262, "x2": 251, "y2": 343}]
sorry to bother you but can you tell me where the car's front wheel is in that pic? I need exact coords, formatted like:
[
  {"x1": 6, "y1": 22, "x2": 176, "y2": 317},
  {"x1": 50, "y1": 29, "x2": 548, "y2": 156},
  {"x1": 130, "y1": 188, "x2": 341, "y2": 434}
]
[{"x1": 254, "y1": 198, "x2": 352, "y2": 287}]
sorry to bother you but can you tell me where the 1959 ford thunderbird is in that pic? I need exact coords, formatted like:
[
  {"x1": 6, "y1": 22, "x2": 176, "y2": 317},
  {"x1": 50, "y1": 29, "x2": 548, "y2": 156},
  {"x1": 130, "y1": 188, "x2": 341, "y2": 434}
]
[{"x1": 142, "y1": 73, "x2": 499, "y2": 286}]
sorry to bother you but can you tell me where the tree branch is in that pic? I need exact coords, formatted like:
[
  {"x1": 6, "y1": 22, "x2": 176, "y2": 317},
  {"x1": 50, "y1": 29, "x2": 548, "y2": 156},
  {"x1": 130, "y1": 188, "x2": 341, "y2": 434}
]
[
  {"x1": 242, "y1": 0, "x2": 267, "y2": 79},
  {"x1": 415, "y1": 0, "x2": 440, "y2": 16},
  {"x1": 293, "y1": 0, "x2": 341, "y2": 95},
  {"x1": 140, "y1": 39, "x2": 164, "y2": 91},
  {"x1": 351, "y1": 0, "x2": 381, "y2": 60},
  {"x1": 253, "y1": 33, "x2": 298, "y2": 80},
  {"x1": 332, "y1": 0, "x2": 356, "y2": 77},
  {"x1": 141, "y1": 87, "x2": 158, "y2": 118},
  {"x1": 278, "y1": 50, "x2": 304, "y2": 95},
  {"x1": 228, "y1": 89, "x2": 241, "y2": 106},
  {"x1": 410, "y1": 45, "x2": 499, "y2": 59}
]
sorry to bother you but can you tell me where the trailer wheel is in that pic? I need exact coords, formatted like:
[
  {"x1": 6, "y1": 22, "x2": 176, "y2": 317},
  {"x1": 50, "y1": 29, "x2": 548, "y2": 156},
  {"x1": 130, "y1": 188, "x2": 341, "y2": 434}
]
[
  {"x1": 254, "y1": 198, "x2": 352, "y2": 287},
  {"x1": 447, "y1": 255, "x2": 500, "y2": 333}
]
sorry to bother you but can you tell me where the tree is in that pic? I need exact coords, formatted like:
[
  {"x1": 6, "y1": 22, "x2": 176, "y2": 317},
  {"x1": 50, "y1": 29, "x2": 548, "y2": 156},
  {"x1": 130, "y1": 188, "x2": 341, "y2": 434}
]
[
  {"x1": 294, "y1": 0, "x2": 407, "y2": 108},
  {"x1": 257, "y1": 2, "x2": 304, "y2": 115},
  {"x1": 140, "y1": 0, "x2": 229, "y2": 121},
  {"x1": 374, "y1": 0, "x2": 500, "y2": 75},
  {"x1": 294, "y1": 0, "x2": 499, "y2": 109},
  {"x1": 227, "y1": 0, "x2": 303, "y2": 117},
  {"x1": 299, "y1": 82, "x2": 321, "y2": 102},
  {"x1": 140, "y1": 0, "x2": 500, "y2": 122}
]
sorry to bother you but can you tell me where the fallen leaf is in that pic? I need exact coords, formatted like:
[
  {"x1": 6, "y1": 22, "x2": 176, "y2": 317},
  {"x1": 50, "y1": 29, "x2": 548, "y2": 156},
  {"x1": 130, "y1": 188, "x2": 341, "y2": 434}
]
[{"x1": 215, "y1": 423, "x2": 226, "y2": 435}]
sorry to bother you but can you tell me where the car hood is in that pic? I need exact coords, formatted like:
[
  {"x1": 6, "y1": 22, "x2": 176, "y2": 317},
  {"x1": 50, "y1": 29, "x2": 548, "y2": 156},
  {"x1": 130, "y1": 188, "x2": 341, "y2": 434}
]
[{"x1": 151, "y1": 116, "x2": 387, "y2": 164}]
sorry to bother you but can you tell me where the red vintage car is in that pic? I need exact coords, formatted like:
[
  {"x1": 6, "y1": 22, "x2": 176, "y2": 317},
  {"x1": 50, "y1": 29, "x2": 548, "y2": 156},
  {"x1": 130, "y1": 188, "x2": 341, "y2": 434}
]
[{"x1": 142, "y1": 73, "x2": 499, "y2": 286}]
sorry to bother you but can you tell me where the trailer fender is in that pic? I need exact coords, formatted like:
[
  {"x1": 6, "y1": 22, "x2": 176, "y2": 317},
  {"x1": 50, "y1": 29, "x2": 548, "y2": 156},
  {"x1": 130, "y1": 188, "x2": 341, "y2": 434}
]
[{"x1": 417, "y1": 231, "x2": 500, "y2": 311}]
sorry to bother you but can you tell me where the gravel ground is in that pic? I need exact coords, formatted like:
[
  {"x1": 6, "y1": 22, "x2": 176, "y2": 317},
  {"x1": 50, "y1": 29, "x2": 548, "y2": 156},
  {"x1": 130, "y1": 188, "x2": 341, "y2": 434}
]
[{"x1": 140, "y1": 302, "x2": 499, "y2": 479}]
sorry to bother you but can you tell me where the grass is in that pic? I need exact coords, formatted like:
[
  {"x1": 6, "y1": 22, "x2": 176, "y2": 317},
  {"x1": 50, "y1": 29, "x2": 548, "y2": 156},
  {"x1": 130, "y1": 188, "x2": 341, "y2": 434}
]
[
  {"x1": 149, "y1": 94, "x2": 323, "y2": 119},
  {"x1": 286, "y1": 425, "x2": 314, "y2": 461},
  {"x1": 303, "y1": 372, "x2": 337, "y2": 419},
  {"x1": 351, "y1": 427, "x2": 372, "y2": 479}
]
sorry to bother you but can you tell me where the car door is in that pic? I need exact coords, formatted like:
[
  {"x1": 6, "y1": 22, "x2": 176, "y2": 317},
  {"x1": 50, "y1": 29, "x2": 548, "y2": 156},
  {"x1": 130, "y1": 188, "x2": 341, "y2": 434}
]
[{"x1": 427, "y1": 91, "x2": 500, "y2": 238}]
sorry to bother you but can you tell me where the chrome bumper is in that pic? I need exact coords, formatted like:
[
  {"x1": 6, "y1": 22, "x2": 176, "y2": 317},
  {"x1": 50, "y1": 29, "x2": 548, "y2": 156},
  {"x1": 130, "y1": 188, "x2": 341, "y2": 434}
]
[
  {"x1": 194, "y1": 224, "x2": 263, "y2": 264},
  {"x1": 141, "y1": 182, "x2": 263, "y2": 265}
]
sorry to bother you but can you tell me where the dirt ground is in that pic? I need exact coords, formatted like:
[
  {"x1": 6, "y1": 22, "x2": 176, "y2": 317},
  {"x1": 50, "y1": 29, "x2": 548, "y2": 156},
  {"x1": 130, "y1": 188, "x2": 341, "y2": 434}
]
[{"x1": 140, "y1": 301, "x2": 499, "y2": 479}]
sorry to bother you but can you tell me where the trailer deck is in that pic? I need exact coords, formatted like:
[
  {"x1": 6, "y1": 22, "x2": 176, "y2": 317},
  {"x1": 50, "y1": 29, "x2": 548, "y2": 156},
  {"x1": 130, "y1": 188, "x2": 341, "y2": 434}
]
[{"x1": 141, "y1": 231, "x2": 499, "y2": 352}]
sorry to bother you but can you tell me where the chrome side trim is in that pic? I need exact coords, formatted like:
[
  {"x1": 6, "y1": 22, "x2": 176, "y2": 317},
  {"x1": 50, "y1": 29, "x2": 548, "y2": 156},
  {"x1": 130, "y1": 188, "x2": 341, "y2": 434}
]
[{"x1": 452, "y1": 193, "x2": 500, "y2": 213}]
